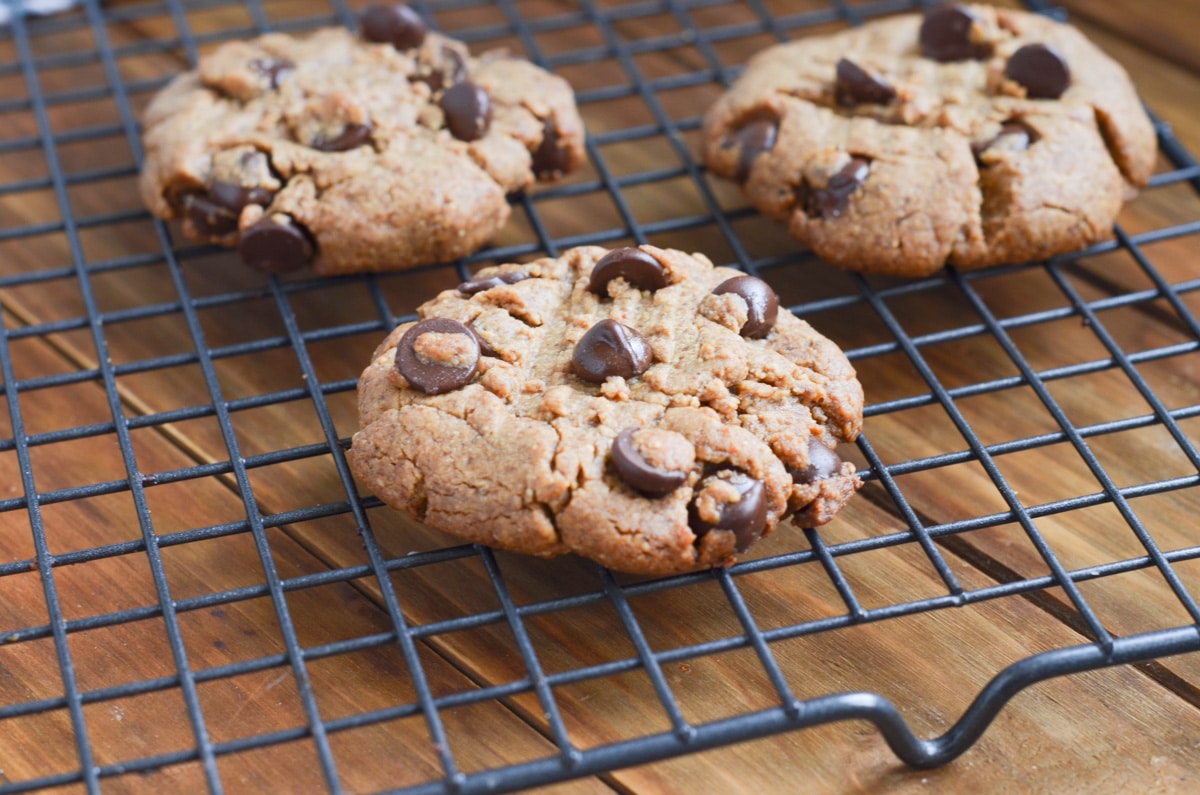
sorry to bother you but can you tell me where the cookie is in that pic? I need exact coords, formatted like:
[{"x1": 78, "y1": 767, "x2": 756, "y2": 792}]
[
  {"x1": 139, "y1": 3, "x2": 585, "y2": 276},
  {"x1": 347, "y1": 245, "x2": 863, "y2": 576},
  {"x1": 703, "y1": 4, "x2": 1156, "y2": 277}
]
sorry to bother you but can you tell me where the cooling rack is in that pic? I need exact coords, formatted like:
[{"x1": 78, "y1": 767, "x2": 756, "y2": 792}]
[{"x1": 3, "y1": 0, "x2": 1200, "y2": 792}]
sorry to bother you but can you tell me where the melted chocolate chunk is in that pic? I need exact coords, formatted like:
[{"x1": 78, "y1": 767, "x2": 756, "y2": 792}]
[
  {"x1": 532, "y1": 119, "x2": 572, "y2": 179},
  {"x1": 395, "y1": 317, "x2": 480, "y2": 394},
  {"x1": 799, "y1": 157, "x2": 870, "y2": 220},
  {"x1": 312, "y1": 122, "x2": 373, "y2": 152},
  {"x1": 457, "y1": 270, "x2": 528, "y2": 295},
  {"x1": 412, "y1": 47, "x2": 468, "y2": 92},
  {"x1": 237, "y1": 214, "x2": 314, "y2": 274},
  {"x1": 919, "y1": 5, "x2": 992, "y2": 62},
  {"x1": 789, "y1": 438, "x2": 842, "y2": 485},
  {"x1": 731, "y1": 117, "x2": 778, "y2": 183},
  {"x1": 587, "y1": 248, "x2": 669, "y2": 295},
  {"x1": 440, "y1": 81, "x2": 492, "y2": 141},
  {"x1": 182, "y1": 192, "x2": 239, "y2": 238},
  {"x1": 611, "y1": 428, "x2": 689, "y2": 496},
  {"x1": 209, "y1": 180, "x2": 275, "y2": 214},
  {"x1": 835, "y1": 58, "x2": 897, "y2": 106},
  {"x1": 249, "y1": 57, "x2": 295, "y2": 89},
  {"x1": 1005, "y1": 43, "x2": 1070, "y2": 99},
  {"x1": 971, "y1": 119, "x2": 1040, "y2": 162},
  {"x1": 571, "y1": 319, "x2": 652, "y2": 383},
  {"x1": 467, "y1": 323, "x2": 500, "y2": 358},
  {"x1": 360, "y1": 3, "x2": 427, "y2": 50},
  {"x1": 209, "y1": 151, "x2": 277, "y2": 212},
  {"x1": 688, "y1": 470, "x2": 768, "y2": 552},
  {"x1": 712, "y1": 275, "x2": 778, "y2": 339}
]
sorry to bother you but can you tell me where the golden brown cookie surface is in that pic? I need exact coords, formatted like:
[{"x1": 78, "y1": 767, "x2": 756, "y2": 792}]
[
  {"x1": 139, "y1": 4, "x2": 585, "y2": 275},
  {"x1": 703, "y1": 4, "x2": 1156, "y2": 277},
  {"x1": 347, "y1": 245, "x2": 864, "y2": 575}
]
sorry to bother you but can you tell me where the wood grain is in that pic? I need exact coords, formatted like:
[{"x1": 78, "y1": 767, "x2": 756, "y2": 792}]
[
  {"x1": 0, "y1": 337, "x2": 612, "y2": 793},
  {"x1": 1057, "y1": 0, "x2": 1200, "y2": 80},
  {"x1": 3, "y1": 1, "x2": 1200, "y2": 793}
]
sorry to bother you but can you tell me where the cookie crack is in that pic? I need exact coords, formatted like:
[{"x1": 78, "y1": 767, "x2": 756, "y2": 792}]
[
  {"x1": 779, "y1": 88, "x2": 943, "y2": 132},
  {"x1": 1041, "y1": 201, "x2": 1100, "y2": 238},
  {"x1": 1091, "y1": 105, "x2": 1138, "y2": 186}
]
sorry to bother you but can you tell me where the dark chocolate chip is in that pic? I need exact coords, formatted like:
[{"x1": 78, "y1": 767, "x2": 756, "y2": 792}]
[
  {"x1": 412, "y1": 47, "x2": 468, "y2": 92},
  {"x1": 312, "y1": 122, "x2": 373, "y2": 152},
  {"x1": 361, "y1": 3, "x2": 427, "y2": 50},
  {"x1": 1005, "y1": 43, "x2": 1070, "y2": 99},
  {"x1": 587, "y1": 248, "x2": 669, "y2": 295},
  {"x1": 395, "y1": 317, "x2": 480, "y2": 394},
  {"x1": 688, "y1": 470, "x2": 768, "y2": 552},
  {"x1": 789, "y1": 438, "x2": 842, "y2": 485},
  {"x1": 182, "y1": 192, "x2": 239, "y2": 238},
  {"x1": 971, "y1": 119, "x2": 1039, "y2": 161},
  {"x1": 571, "y1": 319, "x2": 652, "y2": 383},
  {"x1": 532, "y1": 119, "x2": 571, "y2": 179},
  {"x1": 731, "y1": 117, "x2": 778, "y2": 183},
  {"x1": 457, "y1": 270, "x2": 528, "y2": 295},
  {"x1": 237, "y1": 215, "x2": 314, "y2": 274},
  {"x1": 712, "y1": 275, "x2": 779, "y2": 339},
  {"x1": 444, "y1": 48, "x2": 469, "y2": 85},
  {"x1": 611, "y1": 428, "x2": 688, "y2": 496},
  {"x1": 919, "y1": 4, "x2": 992, "y2": 62},
  {"x1": 800, "y1": 156, "x2": 870, "y2": 220},
  {"x1": 440, "y1": 81, "x2": 492, "y2": 142},
  {"x1": 209, "y1": 152, "x2": 277, "y2": 212},
  {"x1": 834, "y1": 58, "x2": 897, "y2": 106},
  {"x1": 467, "y1": 323, "x2": 500, "y2": 358},
  {"x1": 209, "y1": 180, "x2": 275, "y2": 214},
  {"x1": 249, "y1": 57, "x2": 295, "y2": 89}
]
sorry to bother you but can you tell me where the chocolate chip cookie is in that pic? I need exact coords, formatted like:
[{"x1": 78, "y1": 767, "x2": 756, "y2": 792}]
[
  {"x1": 703, "y1": 4, "x2": 1156, "y2": 277},
  {"x1": 139, "y1": 3, "x2": 585, "y2": 276},
  {"x1": 347, "y1": 245, "x2": 863, "y2": 576}
]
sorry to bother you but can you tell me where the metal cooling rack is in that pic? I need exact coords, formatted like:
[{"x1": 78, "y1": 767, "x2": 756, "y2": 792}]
[{"x1": 3, "y1": 0, "x2": 1200, "y2": 792}]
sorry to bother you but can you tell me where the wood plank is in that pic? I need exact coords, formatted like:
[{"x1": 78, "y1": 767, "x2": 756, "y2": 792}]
[
  {"x1": 1057, "y1": 0, "x2": 1200, "y2": 79},
  {"x1": 0, "y1": 333, "x2": 612, "y2": 793},
  {"x1": 5, "y1": 1, "x2": 1200, "y2": 793},
  {"x1": 283, "y1": 483, "x2": 1200, "y2": 792}
]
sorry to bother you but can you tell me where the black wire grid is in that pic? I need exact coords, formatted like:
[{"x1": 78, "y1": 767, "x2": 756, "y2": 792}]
[{"x1": 3, "y1": 0, "x2": 1200, "y2": 792}]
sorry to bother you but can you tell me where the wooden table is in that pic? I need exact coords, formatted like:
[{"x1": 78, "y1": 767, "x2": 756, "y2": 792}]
[{"x1": 2, "y1": 0, "x2": 1200, "y2": 792}]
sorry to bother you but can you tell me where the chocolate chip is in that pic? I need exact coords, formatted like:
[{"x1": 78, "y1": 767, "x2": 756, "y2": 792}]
[
  {"x1": 532, "y1": 119, "x2": 572, "y2": 179},
  {"x1": 611, "y1": 428, "x2": 689, "y2": 496},
  {"x1": 835, "y1": 58, "x2": 896, "y2": 106},
  {"x1": 789, "y1": 438, "x2": 842, "y2": 485},
  {"x1": 712, "y1": 275, "x2": 779, "y2": 339},
  {"x1": 211, "y1": 181, "x2": 275, "y2": 212},
  {"x1": 971, "y1": 119, "x2": 1039, "y2": 161},
  {"x1": 312, "y1": 122, "x2": 373, "y2": 152},
  {"x1": 395, "y1": 317, "x2": 480, "y2": 394},
  {"x1": 457, "y1": 270, "x2": 528, "y2": 295},
  {"x1": 587, "y1": 248, "x2": 669, "y2": 295},
  {"x1": 800, "y1": 156, "x2": 870, "y2": 220},
  {"x1": 182, "y1": 192, "x2": 239, "y2": 238},
  {"x1": 731, "y1": 117, "x2": 778, "y2": 182},
  {"x1": 412, "y1": 47, "x2": 468, "y2": 93},
  {"x1": 1005, "y1": 43, "x2": 1070, "y2": 99},
  {"x1": 237, "y1": 214, "x2": 314, "y2": 274},
  {"x1": 440, "y1": 81, "x2": 491, "y2": 142},
  {"x1": 571, "y1": 319, "x2": 652, "y2": 383},
  {"x1": 361, "y1": 3, "x2": 427, "y2": 50},
  {"x1": 688, "y1": 470, "x2": 768, "y2": 552},
  {"x1": 444, "y1": 48, "x2": 468, "y2": 85},
  {"x1": 467, "y1": 323, "x2": 500, "y2": 358},
  {"x1": 249, "y1": 57, "x2": 294, "y2": 89},
  {"x1": 919, "y1": 5, "x2": 992, "y2": 62}
]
